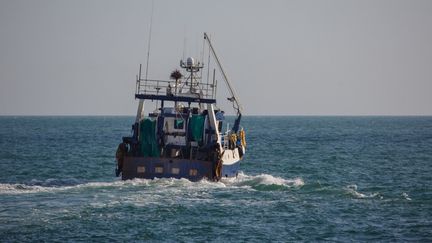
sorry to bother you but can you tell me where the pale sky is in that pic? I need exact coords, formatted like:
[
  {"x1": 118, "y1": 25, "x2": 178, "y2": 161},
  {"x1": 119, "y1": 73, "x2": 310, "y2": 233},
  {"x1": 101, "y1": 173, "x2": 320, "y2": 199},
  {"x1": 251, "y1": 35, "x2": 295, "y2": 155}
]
[{"x1": 1, "y1": 0, "x2": 431, "y2": 116}]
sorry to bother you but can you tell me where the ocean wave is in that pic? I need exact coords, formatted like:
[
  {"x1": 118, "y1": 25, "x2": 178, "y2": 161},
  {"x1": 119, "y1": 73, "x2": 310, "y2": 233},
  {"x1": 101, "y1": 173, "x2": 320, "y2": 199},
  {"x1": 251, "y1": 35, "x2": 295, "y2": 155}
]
[
  {"x1": 0, "y1": 183, "x2": 52, "y2": 194},
  {"x1": 345, "y1": 184, "x2": 382, "y2": 199},
  {"x1": 0, "y1": 173, "x2": 304, "y2": 194},
  {"x1": 402, "y1": 192, "x2": 412, "y2": 201},
  {"x1": 0, "y1": 179, "x2": 127, "y2": 195},
  {"x1": 27, "y1": 178, "x2": 83, "y2": 187},
  {"x1": 220, "y1": 172, "x2": 304, "y2": 191}
]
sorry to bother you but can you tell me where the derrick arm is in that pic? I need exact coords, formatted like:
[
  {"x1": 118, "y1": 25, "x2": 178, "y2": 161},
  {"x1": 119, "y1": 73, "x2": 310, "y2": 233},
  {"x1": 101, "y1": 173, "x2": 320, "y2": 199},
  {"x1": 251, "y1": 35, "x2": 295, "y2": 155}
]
[{"x1": 204, "y1": 33, "x2": 243, "y2": 116}]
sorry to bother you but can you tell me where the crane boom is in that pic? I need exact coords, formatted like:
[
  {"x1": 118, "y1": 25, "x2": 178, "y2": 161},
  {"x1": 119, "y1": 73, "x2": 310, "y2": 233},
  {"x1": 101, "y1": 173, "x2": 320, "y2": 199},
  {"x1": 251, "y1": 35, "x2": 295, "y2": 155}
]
[{"x1": 204, "y1": 33, "x2": 243, "y2": 115}]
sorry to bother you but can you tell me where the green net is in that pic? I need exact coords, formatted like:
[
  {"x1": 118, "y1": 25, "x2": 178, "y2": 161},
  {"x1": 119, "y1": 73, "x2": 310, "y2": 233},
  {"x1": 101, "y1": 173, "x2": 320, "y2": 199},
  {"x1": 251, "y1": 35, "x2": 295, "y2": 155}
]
[
  {"x1": 189, "y1": 115, "x2": 205, "y2": 143},
  {"x1": 139, "y1": 119, "x2": 160, "y2": 157}
]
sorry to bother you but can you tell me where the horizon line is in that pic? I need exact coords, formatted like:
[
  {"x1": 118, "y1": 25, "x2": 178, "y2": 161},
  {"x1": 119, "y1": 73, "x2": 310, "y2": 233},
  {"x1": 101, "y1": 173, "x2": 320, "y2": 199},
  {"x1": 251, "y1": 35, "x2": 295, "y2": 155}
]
[{"x1": 1, "y1": 114, "x2": 432, "y2": 117}]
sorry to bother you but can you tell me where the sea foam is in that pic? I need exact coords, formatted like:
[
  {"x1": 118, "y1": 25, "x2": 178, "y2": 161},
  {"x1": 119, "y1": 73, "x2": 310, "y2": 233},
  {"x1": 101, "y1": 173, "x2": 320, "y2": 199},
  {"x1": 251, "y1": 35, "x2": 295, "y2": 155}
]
[
  {"x1": 345, "y1": 184, "x2": 382, "y2": 199},
  {"x1": 221, "y1": 172, "x2": 304, "y2": 190},
  {"x1": 0, "y1": 173, "x2": 304, "y2": 194}
]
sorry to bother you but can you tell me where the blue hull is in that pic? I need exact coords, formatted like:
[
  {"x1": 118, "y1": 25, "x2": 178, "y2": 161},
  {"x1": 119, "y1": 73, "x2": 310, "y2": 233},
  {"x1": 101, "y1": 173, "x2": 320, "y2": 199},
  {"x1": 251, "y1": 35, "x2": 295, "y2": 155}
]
[{"x1": 122, "y1": 156, "x2": 240, "y2": 181}]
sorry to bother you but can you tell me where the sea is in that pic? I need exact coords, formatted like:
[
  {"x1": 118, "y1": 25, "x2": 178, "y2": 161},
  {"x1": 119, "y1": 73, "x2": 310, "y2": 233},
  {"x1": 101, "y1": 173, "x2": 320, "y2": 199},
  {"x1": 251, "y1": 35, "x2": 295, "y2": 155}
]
[{"x1": 0, "y1": 116, "x2": 431, "y2": 242}]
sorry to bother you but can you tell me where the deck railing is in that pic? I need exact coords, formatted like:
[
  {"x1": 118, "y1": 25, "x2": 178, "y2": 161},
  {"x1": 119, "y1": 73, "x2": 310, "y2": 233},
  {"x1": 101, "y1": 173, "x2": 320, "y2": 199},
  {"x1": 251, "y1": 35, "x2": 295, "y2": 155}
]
[{"x1": 136, "y1": 78, "x2": 216, "y2": 100}]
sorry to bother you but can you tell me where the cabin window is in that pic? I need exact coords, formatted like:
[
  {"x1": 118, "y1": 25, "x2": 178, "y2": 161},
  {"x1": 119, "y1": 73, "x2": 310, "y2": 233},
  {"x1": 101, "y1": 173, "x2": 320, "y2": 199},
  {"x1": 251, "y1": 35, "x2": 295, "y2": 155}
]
[
  {"x1": 137, "y1": 166, "x2": 146, "y2": 173},
  {"x1": 174, "y1": 119, "x2": 184, "y2": 129},
  {"x1": 171, "y1": 168, "x2": 180, "y2": 174},
  {"x1": 155, "y1": 166, "x2": 164, "y2": 173},
  {"x1": 189, "y1": 169, "x2": 198, "y2": 176}
]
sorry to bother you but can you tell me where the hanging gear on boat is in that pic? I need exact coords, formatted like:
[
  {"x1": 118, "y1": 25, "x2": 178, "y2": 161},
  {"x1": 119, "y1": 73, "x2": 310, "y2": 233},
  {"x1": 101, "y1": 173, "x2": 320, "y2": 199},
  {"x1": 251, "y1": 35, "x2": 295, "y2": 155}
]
[
  {"x1": 215, "y1": 159, "x2": 222, "y2": 181},
  {"x1": 230, "y1": 133, "x2": 237, "y2": 149},
  {"x1": 115, "y1": 142, "x2": 128, "y2": 177},
  {"x1": 212, "y1": 144, "x2": 223, "y2": 181},
  {"x1": 239, "y1": 129, "x2": 246, "y2": 147}
]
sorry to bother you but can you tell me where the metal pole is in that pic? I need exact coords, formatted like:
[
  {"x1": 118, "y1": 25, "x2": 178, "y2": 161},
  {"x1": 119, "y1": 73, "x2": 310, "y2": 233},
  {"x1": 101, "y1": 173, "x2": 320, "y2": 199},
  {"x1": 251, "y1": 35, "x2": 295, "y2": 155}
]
[
  {"x1": 144, "y1": 0, "x2": 155, "y2": 90},
  {"x1": 204, "y1": 33, "x2": 242, "y2": 114},
  {"x1": 212, "y1": 68, "x2": 216, "y2": 99}
]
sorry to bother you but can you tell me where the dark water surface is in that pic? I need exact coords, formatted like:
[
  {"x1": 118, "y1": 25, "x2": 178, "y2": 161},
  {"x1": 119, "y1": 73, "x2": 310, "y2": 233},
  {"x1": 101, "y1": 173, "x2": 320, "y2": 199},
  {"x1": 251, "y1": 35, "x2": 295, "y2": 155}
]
[{"x1": 0, "y1": 116, "x2": 431, "y2": 242}]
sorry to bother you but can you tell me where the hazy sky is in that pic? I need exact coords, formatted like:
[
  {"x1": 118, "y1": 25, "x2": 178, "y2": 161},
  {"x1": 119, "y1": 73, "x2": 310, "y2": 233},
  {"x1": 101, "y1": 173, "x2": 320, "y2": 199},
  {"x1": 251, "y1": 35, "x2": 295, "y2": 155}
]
[{"x1": 1, "y1": 0, "x2": 431, "y2": 115}]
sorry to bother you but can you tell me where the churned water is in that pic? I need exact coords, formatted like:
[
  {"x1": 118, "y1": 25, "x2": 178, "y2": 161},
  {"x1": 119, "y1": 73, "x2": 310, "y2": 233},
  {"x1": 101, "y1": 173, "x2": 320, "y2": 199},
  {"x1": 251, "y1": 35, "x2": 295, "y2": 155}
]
[{"x1": 0, "y1": 116, "x2": 431, "y2": 242}]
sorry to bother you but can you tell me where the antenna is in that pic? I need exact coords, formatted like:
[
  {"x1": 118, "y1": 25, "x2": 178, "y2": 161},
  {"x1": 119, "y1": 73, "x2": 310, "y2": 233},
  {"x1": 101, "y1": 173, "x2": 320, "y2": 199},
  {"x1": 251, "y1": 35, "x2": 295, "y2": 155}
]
[
  {"x1": 144, "y1": 0, "x2": 155, "y2": 81},
  {"x1": 182, "y1": 26, "x2": 186, "y2": 61},
  {"x1": 136, "y1": 0, "x2": 155, "y2": 123}
]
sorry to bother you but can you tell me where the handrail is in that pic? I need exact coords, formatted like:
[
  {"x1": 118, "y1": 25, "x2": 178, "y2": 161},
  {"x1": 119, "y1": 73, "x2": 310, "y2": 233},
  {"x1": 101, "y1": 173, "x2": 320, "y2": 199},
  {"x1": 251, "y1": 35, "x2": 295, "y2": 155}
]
[{"x1": 136, "y1": 78, "x2": 216, "y2": 99}]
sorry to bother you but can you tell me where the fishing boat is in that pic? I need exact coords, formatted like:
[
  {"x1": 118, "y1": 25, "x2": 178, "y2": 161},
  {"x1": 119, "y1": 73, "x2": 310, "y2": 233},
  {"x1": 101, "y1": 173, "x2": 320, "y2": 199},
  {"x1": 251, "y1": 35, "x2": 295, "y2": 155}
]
[{"x1": 116, "y1": 33, "x2": 246, "y2": 181}]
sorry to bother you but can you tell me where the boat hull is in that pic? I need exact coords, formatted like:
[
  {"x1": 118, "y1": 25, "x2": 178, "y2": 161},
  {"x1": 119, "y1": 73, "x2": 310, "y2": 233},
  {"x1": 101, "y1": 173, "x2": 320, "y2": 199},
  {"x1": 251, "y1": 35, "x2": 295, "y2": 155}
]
[
  {"x1": 121, "y1": 156, "x2": 240, "y2": 181},
  {"x1": 221, "y1": 160, "x2": 240, "y2": 178}
]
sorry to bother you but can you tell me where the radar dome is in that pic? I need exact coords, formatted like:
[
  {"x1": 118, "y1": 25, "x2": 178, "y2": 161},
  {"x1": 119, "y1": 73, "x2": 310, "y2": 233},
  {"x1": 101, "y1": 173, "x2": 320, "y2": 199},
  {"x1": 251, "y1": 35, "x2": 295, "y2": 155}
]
[{"x1": 186, "y1": 57, "x2": 195, "y2": 67}]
